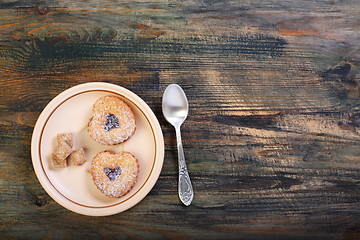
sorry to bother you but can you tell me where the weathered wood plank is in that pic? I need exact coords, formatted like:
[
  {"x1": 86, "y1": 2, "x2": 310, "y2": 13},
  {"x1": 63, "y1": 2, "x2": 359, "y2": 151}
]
[{"x1": 0, "y1": 0, "x2": 360, "y2": 239}]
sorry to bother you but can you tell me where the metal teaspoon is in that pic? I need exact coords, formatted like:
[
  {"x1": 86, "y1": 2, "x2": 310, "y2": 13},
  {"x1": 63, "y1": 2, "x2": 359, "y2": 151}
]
[{"x1": 162, "y1": 84, "x2": 194, "y2": 206}]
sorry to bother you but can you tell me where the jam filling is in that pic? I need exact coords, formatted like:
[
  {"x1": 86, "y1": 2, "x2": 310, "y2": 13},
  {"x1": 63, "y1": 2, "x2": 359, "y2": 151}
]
[
  {"x1": 103, "y1": 167, "x2": 122, "y2": 181},
  {"x1": 104, "y1": 113, "x2": 120, "y2": 132}
]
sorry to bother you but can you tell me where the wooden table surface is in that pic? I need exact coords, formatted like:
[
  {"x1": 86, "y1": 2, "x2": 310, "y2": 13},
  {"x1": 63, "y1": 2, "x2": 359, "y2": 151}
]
[{"x1": 1, "y1": 0, "x2": 359, "y2": 239}]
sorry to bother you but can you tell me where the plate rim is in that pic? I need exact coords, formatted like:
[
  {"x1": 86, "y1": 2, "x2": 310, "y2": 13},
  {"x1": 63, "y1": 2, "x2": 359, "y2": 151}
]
[{"x1": 31, "y1": 82, "x2": 164, "y2": 216}]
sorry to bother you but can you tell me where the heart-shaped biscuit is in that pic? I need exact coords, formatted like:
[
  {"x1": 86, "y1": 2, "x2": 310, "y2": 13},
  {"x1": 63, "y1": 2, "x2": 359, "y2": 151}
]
[
  {"x1": 91, "y1": 151, "x2": 139, "y2": 198},
  {"x1": 87, "y1": 95, "x2": 136, "y2": 145}
]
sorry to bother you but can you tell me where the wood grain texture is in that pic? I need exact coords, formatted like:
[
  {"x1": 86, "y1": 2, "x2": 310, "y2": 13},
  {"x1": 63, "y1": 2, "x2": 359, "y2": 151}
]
[{"x1": 0, "y1": 0, "x2": 360, "y2": 239}]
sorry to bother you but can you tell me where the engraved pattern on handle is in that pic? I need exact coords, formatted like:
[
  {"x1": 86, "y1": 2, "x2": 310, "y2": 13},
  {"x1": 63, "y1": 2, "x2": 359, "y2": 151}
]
[{"x1": 176, "y1": 126, "x2": 193, "y2": 206}]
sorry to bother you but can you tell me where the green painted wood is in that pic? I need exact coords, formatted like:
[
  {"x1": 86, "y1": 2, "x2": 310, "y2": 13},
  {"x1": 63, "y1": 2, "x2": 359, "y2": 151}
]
[{"x1": 0, "y1": 0, "x2": 360, "y2": 239}]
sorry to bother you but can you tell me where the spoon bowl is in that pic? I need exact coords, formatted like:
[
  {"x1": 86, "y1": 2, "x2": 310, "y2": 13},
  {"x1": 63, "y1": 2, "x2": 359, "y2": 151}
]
[{"x1": 162, "y1": 85, "x2": 188, "y2": 126}]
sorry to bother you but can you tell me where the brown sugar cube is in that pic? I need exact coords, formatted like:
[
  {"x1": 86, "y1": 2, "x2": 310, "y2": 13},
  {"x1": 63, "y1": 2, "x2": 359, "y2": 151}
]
[
  {"x1": 58, "y1": 133, "x2": 73, "y2": 148},
  {"x1": 50, "y1": 133, "x2": 73, "y2": 168},
  {"x1": 51, "y1": 153, "x2": 68, "y2": 168},
  {"x1": 68, "y1": 148, "x2": 87, "y2": 166}
]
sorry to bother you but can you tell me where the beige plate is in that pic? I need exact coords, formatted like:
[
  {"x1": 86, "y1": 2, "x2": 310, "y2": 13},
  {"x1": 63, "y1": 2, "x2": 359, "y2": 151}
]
[{"x1": 31, "y1": 82, "x2": 164, "y2": 216}]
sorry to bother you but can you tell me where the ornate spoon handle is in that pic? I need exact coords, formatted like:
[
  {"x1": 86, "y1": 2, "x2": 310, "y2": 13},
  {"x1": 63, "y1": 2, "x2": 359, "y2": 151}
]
[{"x1": 175, "y1": 126, "x2": 193, "y2": 206}]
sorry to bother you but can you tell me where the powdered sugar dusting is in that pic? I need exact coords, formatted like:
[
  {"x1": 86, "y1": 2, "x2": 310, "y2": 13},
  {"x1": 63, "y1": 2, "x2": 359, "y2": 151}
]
[
  {"x1": 91, "y1": 151, "x2": 139, "y2": 198},
  {"x1": 88, "y1": 95, "x2": 136, "y2": 145}
]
